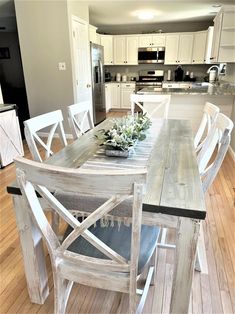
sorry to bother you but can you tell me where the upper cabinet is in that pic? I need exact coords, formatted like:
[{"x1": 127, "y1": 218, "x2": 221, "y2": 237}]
[
  {"x1": 100, "y1": 35, "x2": 113, "y2": 65},
  {"x1": 113, "y1": 36, "x2": 138, "y2": 65},
  {"x1": 89, "y1": 25, "x2": 101, "y2": 45},
  {"x1": 165, "y1": 33, "x2": 193, "y2": 64},
  {"x1": 192, "y1": 31, "x2": 207, "y2": 64},
  {"x1": 211, "y1": 6, "x2": 235, "y2": 63},
  {"x1": 138, "y1": 34, "x2": 166, "y2": 47}
]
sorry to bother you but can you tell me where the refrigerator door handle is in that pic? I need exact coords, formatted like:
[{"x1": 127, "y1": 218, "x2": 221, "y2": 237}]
[{"x1": 98, "y1": 59, "x2": 104, "y2": 83}]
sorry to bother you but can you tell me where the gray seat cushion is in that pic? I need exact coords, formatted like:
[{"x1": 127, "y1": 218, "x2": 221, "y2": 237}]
[{"x1": 64, "y1": 222, "x2": 160, "y2": 274}]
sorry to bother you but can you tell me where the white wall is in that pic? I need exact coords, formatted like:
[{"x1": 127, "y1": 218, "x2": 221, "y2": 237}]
[{"x1": 14, "y1": 0, "x2": 89, "y2": 134}]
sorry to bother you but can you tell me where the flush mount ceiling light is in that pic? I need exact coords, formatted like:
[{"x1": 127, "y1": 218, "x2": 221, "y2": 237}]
[
  {"x1": 212, "y1": 4, "x2": 222, "y2": 7},
  {"x1": 133, "y1": 10, "x2": 156, "y2": 20}
]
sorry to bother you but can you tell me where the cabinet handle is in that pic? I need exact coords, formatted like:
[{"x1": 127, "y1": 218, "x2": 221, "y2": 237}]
[
  {"x1": 210, "y1": 57, "x2": 214, "y2": 60},
  {"x1": 193, "y1": 60, "x2": 195, "y2": 62}
]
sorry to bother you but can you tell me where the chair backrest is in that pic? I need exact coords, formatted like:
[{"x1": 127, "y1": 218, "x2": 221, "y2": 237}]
[
  {"x1": 15, "y1": 156, "x2": 147, "y2": 276},
  {"x1": 130, "y1": 94, "x2": 171, "y2": 119},
  {"x1": 68, "y1": 101, "x2": 94, "y2": 140},
  {"x1": 24, "y1": 110, "x2": 67, "y2": 162},
  {"x1": 194, "y1": 102, "x2": 220, "y2": 152},
  {"x1": 197, "y1": 113, "x2": 234, "y2": 193}
]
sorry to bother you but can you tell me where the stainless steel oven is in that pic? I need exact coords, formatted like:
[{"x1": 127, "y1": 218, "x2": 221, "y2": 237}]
[
  {"x1": 138, "y1": 47, "x2": 165, "y2": 64},
  {"x1": 136, "y1": 70, "x2": 164, "y2": 92}
]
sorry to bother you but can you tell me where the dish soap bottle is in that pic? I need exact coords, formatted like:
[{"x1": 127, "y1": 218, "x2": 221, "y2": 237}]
[{"x1": 175, "y1": 65, "x2": 184, "y2": 81}]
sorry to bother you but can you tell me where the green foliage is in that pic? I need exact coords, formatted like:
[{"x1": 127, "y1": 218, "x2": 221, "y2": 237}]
[{"x1": 96, "y1": 114, "x2": 151, "y2": 151}]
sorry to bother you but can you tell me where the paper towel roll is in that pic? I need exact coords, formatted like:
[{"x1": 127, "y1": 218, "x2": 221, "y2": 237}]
[{"x1": 167, "y1": 70, "x2": 171, "y2": 81}]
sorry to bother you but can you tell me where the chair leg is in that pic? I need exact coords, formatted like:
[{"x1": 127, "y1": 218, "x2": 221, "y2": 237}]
[
  {"x1": 150, "y1": 247, "x2": 158, "y2": 286},
  {"x1": 54, "y1": 274, "x2": 73, "y2": 314},
  {"x1": 129, "y1": 293, "x2": 137, "y2": 314},
  {"x1": 195, "y1": 223, "x2": 208, "y2": 274}
]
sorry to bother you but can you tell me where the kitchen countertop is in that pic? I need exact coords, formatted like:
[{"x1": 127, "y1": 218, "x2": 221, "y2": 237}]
[
  {"x1": 105, "y1": 81, "x2": 136, "y2": 84},
  {"x1": 137, "y1": 83, "x2": 235, "y2": 96}
]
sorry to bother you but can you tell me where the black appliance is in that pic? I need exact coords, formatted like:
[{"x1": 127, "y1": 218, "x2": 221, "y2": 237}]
[
  {"x1": 175, "y1": 65, "x2": 184, "y2": 81},
  {"x1": 136, "y1": 70, "x2": 164, "y2": 92},
  {"x1": 138, "y1": 47, "x2": 165, "y2": 64},
  {"x1": 90, "y1": 43, "x2": 106, "y2": 125},
  {"x1": 105, "y1": 71, "x2": 111, "y2": 82}
]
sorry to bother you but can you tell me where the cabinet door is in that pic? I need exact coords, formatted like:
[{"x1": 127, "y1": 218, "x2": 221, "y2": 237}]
[
  {"x1": 121, "y1": 84, "x2": 135, "y2": 109},
  {"x1": 110, "y1": 84, "x2": 121, "y2": 108},
  {"x1": 105, "y1": 84, "x2": 111, "y2": 112},
  {"x1": 211, "y1": 13, "x2": 223, "y2": 62},
  {"x1": 100, "y1": 35, "x2": 113, "y2": 65},
  {"x1": 178, "y1": 34, "x2": 193, "y2": 64},
  {"x1": 138, "y1": 35, "x2": 152, "y2": 47},
  {"x1": 113, "y1": 36, "x2": 126, "y2": 65},
  {"x1": 152, "y1": 34, "x2": 166, "y2": 46},
  {"x1": 89, "y1": 25, "x2": 97, "y2": 43},
  {"x1": 192, "y1": 31, "x2": 207, "y2": 64},
  {"x1": 126, "y1": 36, "x2": 138, "y2": 64},
  {"x1": 165, "y1": 35, "x2": 179, "y2": 64}
]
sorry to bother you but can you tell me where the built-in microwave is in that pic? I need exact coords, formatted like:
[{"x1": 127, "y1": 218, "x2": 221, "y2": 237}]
[{"x1": 138, "y1": 47, "x2": 165, "y2": 64}]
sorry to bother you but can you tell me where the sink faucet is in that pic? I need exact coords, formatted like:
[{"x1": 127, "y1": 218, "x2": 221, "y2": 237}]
[{"x1": 207, "y1": 65, "x2": 220, "y2": 83}]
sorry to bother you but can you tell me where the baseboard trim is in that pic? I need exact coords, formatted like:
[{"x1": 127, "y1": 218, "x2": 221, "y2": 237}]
[
  {"x1": 37, "y1": 132, "x2": 73, "y2": 140},
  {"x1": 228, "y1": 145, "x2": 235, "y2": 163}
]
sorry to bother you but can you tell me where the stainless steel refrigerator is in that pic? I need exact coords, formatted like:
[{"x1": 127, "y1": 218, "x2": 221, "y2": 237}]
[{"x1": 90, "y1": 43, "x2": 106, "y2": 125}]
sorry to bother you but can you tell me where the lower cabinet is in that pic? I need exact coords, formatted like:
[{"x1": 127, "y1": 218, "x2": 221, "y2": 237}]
[
  {"x1": 105, "y1": 83, "x2": 135, "y2": 110},
  {"x1": 121, "y1": 83, "x2": 136, "y2": 109}
]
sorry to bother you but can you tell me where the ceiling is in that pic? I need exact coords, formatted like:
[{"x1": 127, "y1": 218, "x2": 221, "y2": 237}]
[
  {"x1": 88, "y1": 0, "x2": 234, "y2": 26},
  {"x1": 0, "y1": 0, "x2": 234, "y2": 32}
]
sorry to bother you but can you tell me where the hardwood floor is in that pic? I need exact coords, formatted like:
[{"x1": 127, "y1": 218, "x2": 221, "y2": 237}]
[{"x1": 0, "y1": 116, "x2": 234, "y2": 313}]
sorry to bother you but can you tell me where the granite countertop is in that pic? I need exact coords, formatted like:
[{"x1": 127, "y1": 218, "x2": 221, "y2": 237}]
[
  {"x1": 105, "y1": 81, "x2": 136, "y2": 84},
  {"x1": 138, "y1": 83, "x2": 235, "y2": 96},
  {"x1": 0, "y1": 104, "x2": 17, "y2": 113}
]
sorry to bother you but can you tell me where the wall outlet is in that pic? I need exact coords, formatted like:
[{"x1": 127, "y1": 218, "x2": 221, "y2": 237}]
[{"x1": 58, "y1": 62, "x2": 66, "y2": 71}]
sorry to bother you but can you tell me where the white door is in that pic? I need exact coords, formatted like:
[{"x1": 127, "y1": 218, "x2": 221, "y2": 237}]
[
  {"x1": 121, "y1": 84, "x2": 135, "y2": 109},
  {"x1": 192, "y1": 31, "x2": 207, "y2": 64},
  {"x1": 126, "y1": 36, "x2": 138, "y2": 64},
  {"x1": 138, "y1": 35, "x2": 152, "y2": 47},
  {"x1": 178, "y1": 34, "x2": 194, "y2": 64},
  {"x1": 114, "y1": 36, "x2": 126, "y2": 64},
  {"x1": 72, "y1": 17, "x2": 92, "y2": 105},
  {"x1": 165, "y1": 35, "x2": 179, "y2": 64},
  {"x1": 110, "y1": 83, "x2": 121, "y2": 108},
  {"x1": 152, "y1": 34, "x2": 166, "y2": 46},
  {"x1": 100, "y1": 35, "x2": 113, "y2": 65}
]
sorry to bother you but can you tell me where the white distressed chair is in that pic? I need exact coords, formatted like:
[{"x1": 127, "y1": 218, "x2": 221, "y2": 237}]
[
  {"x1": 194, "y1": 102, "x2": 220, "y2": 152},
  {"x1": 68, "y1": 101, "x2": 94, "y2": 140},
  {"x1": 130, "y1": 94, "x2": 171, "y2": 119},
  {"x1": 15, "y1": 156, "x2": 160, "y2": 314},
  {"x1": 24, "y1": 110, "x2": 67, "y2": 162},
  {"x1": 195, "y1": 113, "x2": 233, "y2": 272}
]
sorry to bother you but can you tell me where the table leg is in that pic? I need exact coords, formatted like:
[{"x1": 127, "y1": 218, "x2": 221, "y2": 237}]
[
  {"x1": 13, "y1": 195, "x2": 49, "y2": 304},
  {"x1": 170, "y1": 217, "x2": 200, "y2": 314}
]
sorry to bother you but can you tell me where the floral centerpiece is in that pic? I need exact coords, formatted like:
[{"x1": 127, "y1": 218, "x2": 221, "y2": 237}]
[{"x1": 96, "y1": 113, "x2": 151, "y2": 157}]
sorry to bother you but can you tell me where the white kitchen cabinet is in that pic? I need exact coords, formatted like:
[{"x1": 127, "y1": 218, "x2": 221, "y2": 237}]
[
  {"x1": 105, "y1": 83, "x2": 112, "y2": 112},
  {"x1": 100, "y1": 35, "x2": 113, "y2": 65},
  {"x1": 165, "y1": 33, "x2": 193, "y2": 64},
  {"x1": 89, "y1": 25, "x2": 98, "y2": 44},
  {"x1": 121, "y1": 83, "x2": 136, "y2": 109},
  {"x1": 110, "y1": 83, "x2": 121, "y2": 108},
  {"x1": 105, "y1": 83, "x2": 135, "y2": 109},
  {"x1": 211, "y1": 6, "x2": 235, "y2": 63},
  {"x1": 192, "y1": 31, "x2": 207, "y2": 64},
  {"x1": 204, "y1": 26, "x2": 214, "y2": 64},
  {"x1": 113, "y1": 36, "x2": 138, "y2": 65},
  {"x1": 138, "y1": 34, "x2": 165, "y2": 47},
  {"x1": 0, "y1": 107, "x2": 24, "y2": 167}
]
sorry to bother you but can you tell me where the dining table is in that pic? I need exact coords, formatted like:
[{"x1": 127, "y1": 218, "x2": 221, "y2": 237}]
[{"x1": 7, "y1": 117, "x2": 206, "y2": 314}]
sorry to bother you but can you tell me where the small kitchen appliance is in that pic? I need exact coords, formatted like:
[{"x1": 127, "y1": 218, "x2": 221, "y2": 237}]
[
  {"x1": 138, "y1": 47, "x2": 165, "y2": 64},
  {"x1": 174, "y1": 65, "x2": 184, "y2": 81},
  {"x1": 116, "y1": 73, "x2": 121, "y2": 82},
  {"x1": 104, "y1": 71, "x2": 111, "y2": 82}
]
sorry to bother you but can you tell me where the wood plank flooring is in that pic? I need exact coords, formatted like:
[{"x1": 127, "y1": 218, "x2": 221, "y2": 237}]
[{"x1": 0, "y1": 112, "x2": 234, "y2": 313}]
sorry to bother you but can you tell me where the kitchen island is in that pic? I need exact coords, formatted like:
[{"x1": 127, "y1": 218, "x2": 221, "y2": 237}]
[{"x1": 137, "y1": 83, "x2": 235, "y2": 132}]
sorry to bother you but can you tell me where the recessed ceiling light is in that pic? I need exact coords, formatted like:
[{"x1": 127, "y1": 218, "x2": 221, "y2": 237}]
[
  {"x1": 212, "y1": 4, "x2": 222, "y2": 7},
  {"x1": 134, "y1": 10, "x2": 156, "y2": 20},
  {"x1": 209, "y1": 11, "x2": 218, "y2": 14}
]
